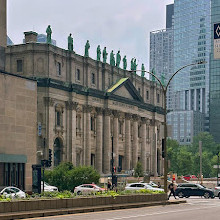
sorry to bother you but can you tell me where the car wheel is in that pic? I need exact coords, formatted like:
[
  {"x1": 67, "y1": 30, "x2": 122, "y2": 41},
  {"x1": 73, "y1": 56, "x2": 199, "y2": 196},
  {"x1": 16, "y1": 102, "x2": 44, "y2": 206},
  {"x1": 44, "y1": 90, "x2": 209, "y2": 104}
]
[
  {"x1": 218, "y1": 193, "x2": 220, "y2": 199},
  {"x1": 77, "y1": 191, "x2": 82, "y2": 195},
  {"x1": 177, "y1": 192, "x2": 184, "y2": 198},
  {"x1": 204, "y1": 192, "x2": 210, "y2": 199}
]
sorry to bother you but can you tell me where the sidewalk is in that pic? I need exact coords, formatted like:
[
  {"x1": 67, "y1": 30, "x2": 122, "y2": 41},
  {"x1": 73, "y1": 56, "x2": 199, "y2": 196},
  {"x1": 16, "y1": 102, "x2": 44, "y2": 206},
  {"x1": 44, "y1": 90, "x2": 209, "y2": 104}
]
[{"x1": 0, "y1": 199, "x2": 186, "y2": 220}]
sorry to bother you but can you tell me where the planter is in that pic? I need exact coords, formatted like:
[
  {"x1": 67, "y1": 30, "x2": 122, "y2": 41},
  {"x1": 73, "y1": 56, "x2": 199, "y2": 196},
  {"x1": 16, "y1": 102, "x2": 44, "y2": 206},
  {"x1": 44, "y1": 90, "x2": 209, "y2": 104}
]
[{"x1": 0, "y1": 193, "x2": 167, "y2": 214}]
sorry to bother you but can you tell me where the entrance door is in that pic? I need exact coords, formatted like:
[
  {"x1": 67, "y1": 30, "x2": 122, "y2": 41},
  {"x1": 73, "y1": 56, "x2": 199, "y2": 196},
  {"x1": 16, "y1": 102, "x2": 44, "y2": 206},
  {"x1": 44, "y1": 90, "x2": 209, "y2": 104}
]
[{"x1": 54, "y1": 138, "x2": 62, "y2": 167}]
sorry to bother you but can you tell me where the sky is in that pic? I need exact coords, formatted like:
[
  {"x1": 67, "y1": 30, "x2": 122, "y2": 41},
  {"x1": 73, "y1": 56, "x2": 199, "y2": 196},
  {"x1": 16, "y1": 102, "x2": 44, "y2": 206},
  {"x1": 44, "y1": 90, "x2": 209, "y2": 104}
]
[{"x1": 7, "y1": 0, "x2": 174, "y2": 71}]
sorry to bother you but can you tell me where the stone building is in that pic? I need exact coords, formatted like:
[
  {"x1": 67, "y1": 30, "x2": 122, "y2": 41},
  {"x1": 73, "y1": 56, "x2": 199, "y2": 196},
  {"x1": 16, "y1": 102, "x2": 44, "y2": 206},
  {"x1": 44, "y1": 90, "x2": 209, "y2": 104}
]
[
  {"x1": 4, "y1": 31, "x2": 165, "y2": 176},
  {"x1": 0, "y1": 71, "x2": 37, "y2": 191}
]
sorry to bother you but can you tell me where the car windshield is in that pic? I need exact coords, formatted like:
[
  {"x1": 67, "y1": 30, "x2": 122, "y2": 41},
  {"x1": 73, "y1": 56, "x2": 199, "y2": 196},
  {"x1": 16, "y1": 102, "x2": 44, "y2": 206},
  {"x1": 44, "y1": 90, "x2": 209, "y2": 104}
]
[{"x1": 197, "y1": 184, "x2": 205, "y2": 188}]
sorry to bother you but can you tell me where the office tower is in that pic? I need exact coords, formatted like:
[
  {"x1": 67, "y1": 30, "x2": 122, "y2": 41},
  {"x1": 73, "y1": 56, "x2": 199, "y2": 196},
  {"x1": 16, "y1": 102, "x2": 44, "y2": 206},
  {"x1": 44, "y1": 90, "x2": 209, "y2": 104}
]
[
  {"x1": 149, "y1": 4, "x2": 174, "y2": 110},
  {"x1": 167, "y1": 0, "x2": 211, "y2": 144},
  {"x1": 210, "y1": 0, "x2": 220, "y2": 143}
]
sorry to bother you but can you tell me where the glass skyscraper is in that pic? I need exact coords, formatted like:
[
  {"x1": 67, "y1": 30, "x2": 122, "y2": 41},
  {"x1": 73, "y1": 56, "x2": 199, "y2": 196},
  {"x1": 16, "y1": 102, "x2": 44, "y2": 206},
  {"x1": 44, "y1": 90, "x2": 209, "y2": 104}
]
[
  {"x1": 167, "y1": 0, "x2": 211, "y2": 144},
  {"x1": 210, "y1": 0, "x2": 220, "y2": 143}
]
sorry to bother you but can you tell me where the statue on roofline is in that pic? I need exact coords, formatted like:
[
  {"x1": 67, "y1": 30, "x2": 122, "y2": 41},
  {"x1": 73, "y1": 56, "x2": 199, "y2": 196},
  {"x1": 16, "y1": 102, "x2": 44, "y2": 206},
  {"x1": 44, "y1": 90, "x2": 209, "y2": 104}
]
[
  {"x1": 103, "y1": 47, "x2": 108, "y2": 63},
  {"x1": 84, "y1": 40, "x2": 90, "y2": 57},
  {"x1": 123, "y1": 55, "x2": 127, "y2": 70},
  {"x1": 46, "y1": 25, "x2": 52, "y2": 44},
  {"x1": 97, "y1": 45, "x2": 101, "y2": 61},
  {"x1": 68, "y1": 33, "x2": 73, "y2": 51},
  {"x1": 116, "y1": 50, "x2": 121, "y2": 67}
]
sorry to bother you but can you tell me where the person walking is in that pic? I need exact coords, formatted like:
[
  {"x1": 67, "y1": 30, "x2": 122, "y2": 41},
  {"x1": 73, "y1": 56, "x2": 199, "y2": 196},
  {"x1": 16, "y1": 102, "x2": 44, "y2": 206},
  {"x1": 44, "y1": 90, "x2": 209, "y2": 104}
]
[{"x1": 168, "y1": 180, "x2": 177, "y2": 200}]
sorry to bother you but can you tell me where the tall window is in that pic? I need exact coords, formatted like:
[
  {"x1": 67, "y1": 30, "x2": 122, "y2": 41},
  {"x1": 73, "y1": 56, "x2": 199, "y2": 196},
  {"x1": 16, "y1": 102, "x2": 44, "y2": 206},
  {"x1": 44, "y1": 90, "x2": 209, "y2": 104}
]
[
  {"x1": 157, "y1": 94, "x2": 160, "y2": 103},
  {"x1": 138, "y1": 88, "x2": 141, "y2": 94},
  {"x1": 146, "y1": 90, "x2": 149, "y2": 100},
  {"x1": 91, "y1": 73, "x2": 95, "y2": 85},
  {"x1": 56, "y1": 62, "x2": 61, "y2": 76},
  {"x1": 55, "y1": 104, "x2": 63, "y2": 127},
  {"x1": 76, "y1": 69, "x2": 80, "y2": 81},
  {"x1": 56, "y1": 111, "x2": 61, "y2": 126},
  {"x1": 17, "y1": 60, "x2": 23, "y2": 72},
  {"x1": 91, "y1": 116, "x2": 95, "y2": 131}
]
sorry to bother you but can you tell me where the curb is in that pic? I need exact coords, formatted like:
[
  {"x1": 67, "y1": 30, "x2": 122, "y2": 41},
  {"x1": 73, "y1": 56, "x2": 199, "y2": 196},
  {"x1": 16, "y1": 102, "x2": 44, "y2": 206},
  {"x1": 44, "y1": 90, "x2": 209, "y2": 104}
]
[{"x1": 0, "y1": 200, "x2": 186, "y2": 220}]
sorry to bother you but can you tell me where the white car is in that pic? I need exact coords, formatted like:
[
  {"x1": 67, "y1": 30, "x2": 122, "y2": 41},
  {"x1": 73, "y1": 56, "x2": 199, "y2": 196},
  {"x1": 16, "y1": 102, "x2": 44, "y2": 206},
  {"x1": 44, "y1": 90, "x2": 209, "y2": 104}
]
[
  {"x1": 41, "y1": 182, "x2": 58, "y2": 192},
  {"x1": 214, "y1": 186, "x2": 220, "y2": 198},
  {"x1": 148, "y1": 181, "x2": 159, "y2": 188},
  {"x1": 74, "y1": 184, "x2": 105, "y2": 195},
  {"x1": 0, "y1": 186, "x2": 26, "y2": 199},
  {"x1": 125, "y1": 183, "x2": 164, "y2": 192}
]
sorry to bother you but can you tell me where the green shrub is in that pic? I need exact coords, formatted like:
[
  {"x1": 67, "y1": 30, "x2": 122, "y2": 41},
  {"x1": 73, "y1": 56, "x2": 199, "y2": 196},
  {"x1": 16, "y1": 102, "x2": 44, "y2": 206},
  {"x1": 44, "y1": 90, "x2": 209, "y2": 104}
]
[{"x1": 44, "y1": 162, "x2": 100, "y2": 191}]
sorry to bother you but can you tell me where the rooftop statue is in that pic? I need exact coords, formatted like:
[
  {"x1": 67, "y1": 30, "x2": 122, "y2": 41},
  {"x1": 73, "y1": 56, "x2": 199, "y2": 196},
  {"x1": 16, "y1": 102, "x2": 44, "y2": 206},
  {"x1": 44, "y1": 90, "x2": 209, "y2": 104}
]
[
  {"x1": 97, "y1": 45, "x2": 101, "y2": 61},
  {"x1": 46, "y1": 25, "x2": 52, "y2": 44},
  {"x1": 141, "y1": 63, "x2": 145, "y2": 77},
  {"x1": 110, "y1": 50, "x2": 115, "y2": 66},
  {"x1": 134, "y1": 58, "x2": 137, "y2": 73},
  {"x1": 68, "y1": 33, "x2": 73, "y2": 51},
  {"x1": 103, "y1": 47, "x2": 108, "y2": 63},
  {"x1": 123, "y1": 55, "x2": 127, "y2": 70},
  {"x1": 131, "y1": 58, "x2": 134, "y2": 71},
  {"x1": 84, "y1": 40, "x2": 90, "y2": 57},
  {"x1": 116, "y1": 50, "x2": 121, "y2": 67}
]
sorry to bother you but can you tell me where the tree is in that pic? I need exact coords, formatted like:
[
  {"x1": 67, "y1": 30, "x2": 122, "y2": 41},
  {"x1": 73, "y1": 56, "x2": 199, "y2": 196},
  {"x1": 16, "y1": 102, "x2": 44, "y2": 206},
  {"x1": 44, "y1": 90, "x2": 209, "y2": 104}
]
[
  {"x1": 44, "y1": 162, "x2": 100, "y2": 191},
  {"x1": 134, "y1": 161, "x2": 143, "y2": 177}
]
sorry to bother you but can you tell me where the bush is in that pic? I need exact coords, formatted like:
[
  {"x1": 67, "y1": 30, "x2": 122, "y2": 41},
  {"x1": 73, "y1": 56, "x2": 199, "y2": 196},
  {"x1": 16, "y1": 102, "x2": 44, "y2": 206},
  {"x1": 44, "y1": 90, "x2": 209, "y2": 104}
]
[
  {"x1": 134, "y1": 161, "x2": 143, "y2": 177},
  {"x1": 44, "y1": 162, "x2": 100, "y2": 191}
]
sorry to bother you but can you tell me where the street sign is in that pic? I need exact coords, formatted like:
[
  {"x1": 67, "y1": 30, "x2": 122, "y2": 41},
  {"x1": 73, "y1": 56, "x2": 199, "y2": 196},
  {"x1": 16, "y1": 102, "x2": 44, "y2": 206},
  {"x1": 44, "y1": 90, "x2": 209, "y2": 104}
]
[
  {"x1": 214, "y1": 23, "x2": 220, "y2": 59},
  {"x1": 38, "y1": 122, "x2": 42, "y2": 136}
]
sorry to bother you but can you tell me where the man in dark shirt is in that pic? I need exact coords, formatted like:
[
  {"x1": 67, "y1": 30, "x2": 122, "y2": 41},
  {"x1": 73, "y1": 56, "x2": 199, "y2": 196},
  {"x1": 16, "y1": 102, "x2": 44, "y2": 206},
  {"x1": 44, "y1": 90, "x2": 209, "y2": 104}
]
[{"x1": 168, "y1": 180, "x2": 177, "y2": 200}]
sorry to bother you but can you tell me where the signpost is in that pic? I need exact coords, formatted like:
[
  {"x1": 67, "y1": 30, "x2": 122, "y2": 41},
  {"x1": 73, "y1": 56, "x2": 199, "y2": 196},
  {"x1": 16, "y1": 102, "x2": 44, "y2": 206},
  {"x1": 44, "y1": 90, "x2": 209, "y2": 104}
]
[{"x1": 214, "y1": 23, "x2": 220, "y2": 59}]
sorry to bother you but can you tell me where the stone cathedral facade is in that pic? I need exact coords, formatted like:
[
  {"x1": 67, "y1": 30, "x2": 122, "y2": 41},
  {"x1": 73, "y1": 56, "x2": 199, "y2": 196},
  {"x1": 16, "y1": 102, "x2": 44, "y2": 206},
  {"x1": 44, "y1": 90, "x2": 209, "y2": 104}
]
[{"x1": 5, "y1": 32, "x2": 164, "y2": 176}]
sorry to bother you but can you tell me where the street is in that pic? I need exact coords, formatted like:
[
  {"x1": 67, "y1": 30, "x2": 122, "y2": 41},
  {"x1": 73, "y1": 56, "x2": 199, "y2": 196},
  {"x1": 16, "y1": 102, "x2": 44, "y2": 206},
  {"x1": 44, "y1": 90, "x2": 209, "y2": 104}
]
[{"x1": 22, "y1": 197, "x2": 220, "y2": 220}]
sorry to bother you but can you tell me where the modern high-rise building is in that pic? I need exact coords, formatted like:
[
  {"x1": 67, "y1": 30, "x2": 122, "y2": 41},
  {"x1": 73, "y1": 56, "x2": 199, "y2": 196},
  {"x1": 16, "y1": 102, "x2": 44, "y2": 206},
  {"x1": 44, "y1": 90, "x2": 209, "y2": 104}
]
[
  {"x1": 149, "y1": 4, "x2": 174, "y2": 110},
  {"x1": 210, "y1": 0, "x2": 220, "y2": 143},
  {"x1": 167, "y1": 0, "x2": 211, "y2": 144}
]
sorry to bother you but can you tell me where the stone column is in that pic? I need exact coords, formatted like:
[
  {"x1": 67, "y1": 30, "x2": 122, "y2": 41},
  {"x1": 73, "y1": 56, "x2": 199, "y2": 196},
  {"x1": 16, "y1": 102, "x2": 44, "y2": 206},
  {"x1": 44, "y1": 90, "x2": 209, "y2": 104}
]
[
  {"x1": 132, "y1": 114, "x2": 139, "y2": 169},
  {"x1": 0, "y1": 0, "x2": 6, "y2": 70},
  {"x1": 113, "y1": 110, "x2": 119, "y2": 169},
  {"x1": 83, "y1": 105, "x2": 93, "y2": 166},
  {"x1": 141, "y1": 117, "x2": 147, "y2": 172},
  {"x1": 95, "y1": 107, "x2": 103, "y2": 173},
  {"x1": 103, "y1": 109, "x2": 112, "y2": 173},
  {"x1": 125, "y1": 113, "x2": 132, "y2": 171}
]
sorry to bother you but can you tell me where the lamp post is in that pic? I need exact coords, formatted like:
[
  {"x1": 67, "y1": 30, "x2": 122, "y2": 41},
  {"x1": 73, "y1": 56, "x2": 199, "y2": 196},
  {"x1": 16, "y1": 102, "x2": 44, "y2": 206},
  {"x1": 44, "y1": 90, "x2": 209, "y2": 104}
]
[{"x1": 130, "y1": 60, "x2": 205, "y2": 193}]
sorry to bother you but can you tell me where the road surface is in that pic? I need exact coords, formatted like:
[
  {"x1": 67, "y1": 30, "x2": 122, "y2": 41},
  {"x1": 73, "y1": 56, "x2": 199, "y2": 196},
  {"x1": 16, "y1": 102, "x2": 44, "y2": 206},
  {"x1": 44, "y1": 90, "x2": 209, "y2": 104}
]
[{"x1": 22, "y1": 197, "x2": 220, "y2": 220}]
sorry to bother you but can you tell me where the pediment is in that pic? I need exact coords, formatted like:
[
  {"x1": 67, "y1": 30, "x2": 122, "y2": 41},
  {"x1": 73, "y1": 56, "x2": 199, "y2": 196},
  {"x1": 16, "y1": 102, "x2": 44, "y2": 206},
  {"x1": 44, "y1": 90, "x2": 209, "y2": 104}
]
[{"x1": 107, "y1": 78, "x2": 143, "y2": 102}]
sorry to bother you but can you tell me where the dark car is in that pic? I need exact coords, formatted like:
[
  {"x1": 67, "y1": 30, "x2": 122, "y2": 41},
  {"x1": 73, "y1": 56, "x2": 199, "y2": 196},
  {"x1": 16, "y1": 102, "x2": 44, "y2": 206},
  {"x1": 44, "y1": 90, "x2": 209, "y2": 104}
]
[{"x1": 175, "y1": 183, "x2": 214, "y2": 199}]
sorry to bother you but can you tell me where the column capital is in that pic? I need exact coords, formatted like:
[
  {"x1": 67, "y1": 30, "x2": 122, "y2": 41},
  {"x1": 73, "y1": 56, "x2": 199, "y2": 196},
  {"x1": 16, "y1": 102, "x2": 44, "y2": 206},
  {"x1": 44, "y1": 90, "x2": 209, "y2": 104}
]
[
  {"x1": 83, "y1": 105, "x2": 93, "y2": 113},
  {"x1": 132, "y1": 114, "x2": 140, "y2": 122},
  {"x1": 125, "y1": 113, "x2": 132, "y2": 120},
  {"x1": 44, "y1": 97, "x2": 55, "y2": 107},
  {"x1": 141, "y1": 117, "x2": 148, "y2": 124},
  {"x1": 96, "y1": 107, "x2": 103, "y2": 115},
  {"x1": 112, "y1": 110, "x2": 120, "y2": 118},
  {"x1": 104, "y1": 108, "x2": 112, "y2": 116},
  {"x1": 65, "y1": 101, "x2": 78, "y2": 110}
]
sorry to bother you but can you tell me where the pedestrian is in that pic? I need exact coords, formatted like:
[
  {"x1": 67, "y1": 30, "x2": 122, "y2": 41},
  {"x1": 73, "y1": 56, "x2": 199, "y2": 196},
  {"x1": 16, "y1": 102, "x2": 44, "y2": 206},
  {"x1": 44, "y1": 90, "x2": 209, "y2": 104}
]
[
  {"x1": 107, "y1": 181, "x2": 112, "y2": 191},
  {"x1": 168, "y1": 180, "x2": 177, "y2": 200},
  {"x1": 157, "y1": 182, "x2": 161, "y2": 188}
]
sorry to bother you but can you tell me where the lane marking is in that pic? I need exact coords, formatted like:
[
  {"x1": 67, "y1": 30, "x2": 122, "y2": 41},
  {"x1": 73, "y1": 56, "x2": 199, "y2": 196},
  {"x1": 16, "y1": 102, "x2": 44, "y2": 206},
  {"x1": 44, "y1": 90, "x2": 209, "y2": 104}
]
[{"x1": 105, "y1": 204, "x2": 220, "y2": 220}]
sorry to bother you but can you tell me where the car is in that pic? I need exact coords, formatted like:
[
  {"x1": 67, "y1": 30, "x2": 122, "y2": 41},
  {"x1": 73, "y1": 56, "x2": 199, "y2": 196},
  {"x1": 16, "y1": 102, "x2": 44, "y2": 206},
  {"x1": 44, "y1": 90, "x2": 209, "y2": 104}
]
[
  {"x1": 41, "y1": 182, "x2": 58, "y2": 192},
  {"x1": 148, "y1": 181, "x2": 159, "y2": 188},
  {"x1": 183, "y1": 175, "x2": 197, "y2": 181},
  {"x1": 175, "y1": 183, "x2": 214, "y2": 199},
  {"x1": 125, "y1": 183, "x2": 164, "y2": 192},
  {"x1": 0, "y1": 186, "x2": 26, "y2": 199},
  {"x1": 214, "y1": 185, "x2": 220, "y2": 198},
  {"x1": 74, "y1": 184, "x2": 105, "y2": 195}
]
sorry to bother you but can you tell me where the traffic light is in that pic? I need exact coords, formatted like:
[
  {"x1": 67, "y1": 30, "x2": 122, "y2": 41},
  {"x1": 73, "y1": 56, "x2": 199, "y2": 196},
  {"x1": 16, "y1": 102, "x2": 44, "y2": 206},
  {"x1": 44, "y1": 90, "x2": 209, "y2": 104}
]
[
  {"x1": 162, "y1": 138, "x2": 165, "y2": 158},
  {"x1": 48, "y1": 149, "x2": 52, "y2": 167}
]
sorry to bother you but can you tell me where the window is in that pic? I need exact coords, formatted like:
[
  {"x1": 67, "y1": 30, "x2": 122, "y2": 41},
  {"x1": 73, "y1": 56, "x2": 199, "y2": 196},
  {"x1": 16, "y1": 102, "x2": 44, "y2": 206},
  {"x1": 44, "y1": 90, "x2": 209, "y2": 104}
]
[
  {"x1": 157, "y1": 94, "x2": 160, "y2": 103},
  {"x1": 146, "y1": 90, "x2": 149, "y2": 100},
  {"x1": 56, "y1": 111, "x2": 61, "y2": 126},
  {"x1": 119, "y1": 122, "x2": 123, "y2": 134},
  {"x1": 56, "y1": 62, "x2": 61, "y2": 76},
  {"x1": 91, "y1": 73, "x2": 95, "y2": 85},
  {"x1": 138, "y1": 88, "x2": 141, "y2": 94},
  {"x1": 17, "y1": 60, "x2": 23, "y2": 72},
  {"x1": 76, "y1": 69, "x2": 80, "y2": 81},
  {"x1": 91, "y1": 117, "x2": 95, "y2": 131}
]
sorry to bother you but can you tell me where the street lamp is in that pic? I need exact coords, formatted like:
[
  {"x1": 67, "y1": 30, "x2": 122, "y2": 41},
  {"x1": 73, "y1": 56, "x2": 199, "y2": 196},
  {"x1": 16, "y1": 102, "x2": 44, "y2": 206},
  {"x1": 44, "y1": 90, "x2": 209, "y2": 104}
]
[{"x1": 130, "y1": 60, "x2": 206, "y2": 193}]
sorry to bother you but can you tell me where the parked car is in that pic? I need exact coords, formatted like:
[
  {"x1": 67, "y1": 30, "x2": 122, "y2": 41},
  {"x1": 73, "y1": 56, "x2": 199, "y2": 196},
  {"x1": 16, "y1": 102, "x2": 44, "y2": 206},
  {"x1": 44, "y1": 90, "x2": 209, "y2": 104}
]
[
  {"x1": 148, "y1": 181, "x2": 159, "y2": 188},
  {"x1": 125, "y1": 183, "x2": 164, "y2": 192},
  {"x1": 214, "y1": 185, "x2": 220, "y2": 198},
  {"x1": 74, "y1": 184, "x2": 105, "y2": 195},
  {"x1": 175, "y1": 183, "x2": 214, "y2": 199},
  {"x1": 183, "y1": 175, "x2": 197, "y2": 181},
  {"x1": 0, "y1": 186, "x2": 26, "y2": 199},
  {"x1": 41, "y1": 182, "x2": 58, "y2": 192}
]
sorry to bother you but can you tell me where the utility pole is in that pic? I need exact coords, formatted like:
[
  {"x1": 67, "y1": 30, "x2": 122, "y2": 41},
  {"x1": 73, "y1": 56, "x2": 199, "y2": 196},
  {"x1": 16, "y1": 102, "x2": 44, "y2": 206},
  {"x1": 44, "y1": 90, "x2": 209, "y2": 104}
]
[
  {"x1": 199, "y1": 141, "x2": 202, "y2": 184},
  {"x1": 217, "y1": 152, "x2": 219, "y2": 186}
]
